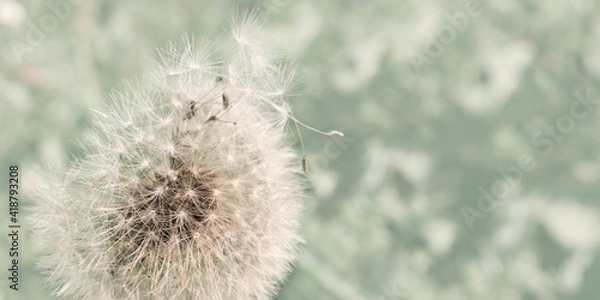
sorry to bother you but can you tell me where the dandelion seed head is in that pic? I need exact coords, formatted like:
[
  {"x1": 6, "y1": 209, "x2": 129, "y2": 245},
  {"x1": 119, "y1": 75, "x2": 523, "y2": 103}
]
[{"x1": 30, "y1": 14, "x2": 304, "y2": 300}]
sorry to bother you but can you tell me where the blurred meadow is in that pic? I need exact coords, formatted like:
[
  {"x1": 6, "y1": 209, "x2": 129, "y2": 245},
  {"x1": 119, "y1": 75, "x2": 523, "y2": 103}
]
[{"x1": 2, "y1": 0, "x2": 600, "y2": 299}]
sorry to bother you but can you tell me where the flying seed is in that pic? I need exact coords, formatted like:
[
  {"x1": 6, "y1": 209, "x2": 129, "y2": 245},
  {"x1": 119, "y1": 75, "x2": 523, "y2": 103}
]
[
  {"x1": 302, "y1": 156, "x2": 307, "y2": 173},
  {"x1": 222, "y1": 93, "x2": 229, "y2": 109},
  {"x1": 186, "y1": 101, "x2": 197, "y2": 119}
]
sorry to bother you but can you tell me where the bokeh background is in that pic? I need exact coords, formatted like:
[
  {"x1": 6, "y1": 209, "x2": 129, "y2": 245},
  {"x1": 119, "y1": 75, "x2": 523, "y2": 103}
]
[{"x1": 2, "y1": 0, "x2": 600, "y2": 299}]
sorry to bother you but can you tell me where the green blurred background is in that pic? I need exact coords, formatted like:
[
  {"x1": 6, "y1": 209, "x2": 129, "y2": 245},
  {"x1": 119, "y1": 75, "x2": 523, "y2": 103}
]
[{"x1": 2, "y1": 0, "x2": 600, "y2": 299}]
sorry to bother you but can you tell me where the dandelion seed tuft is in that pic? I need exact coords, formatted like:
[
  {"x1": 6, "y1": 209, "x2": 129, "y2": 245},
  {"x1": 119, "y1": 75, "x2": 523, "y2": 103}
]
[{"x1": 30, "y1": 15, "x2": 305, "y2": 300}]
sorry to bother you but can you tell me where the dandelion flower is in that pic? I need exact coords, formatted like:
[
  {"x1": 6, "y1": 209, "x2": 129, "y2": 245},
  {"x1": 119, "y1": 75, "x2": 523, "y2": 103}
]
[{"x1": 30, "y1": 15, "x2": 304, "y2": 300}]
